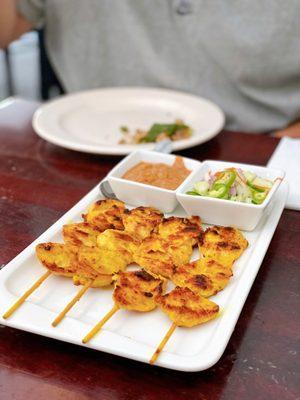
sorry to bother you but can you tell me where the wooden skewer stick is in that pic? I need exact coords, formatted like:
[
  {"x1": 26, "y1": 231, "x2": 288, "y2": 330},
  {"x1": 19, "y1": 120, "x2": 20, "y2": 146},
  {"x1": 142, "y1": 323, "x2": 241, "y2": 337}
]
[
  {"x1": 52, "y1": 280, "x2": 93, "y2": 327},
  {"x1": 82, "y1": 304, "x2": 119, "y2": 344},
  {"x1": 149, "y1": 322, "x2": 177, "y2": 365},
  {"x1": 2, "y1": 270, "x2": 52, "y2": 319}
]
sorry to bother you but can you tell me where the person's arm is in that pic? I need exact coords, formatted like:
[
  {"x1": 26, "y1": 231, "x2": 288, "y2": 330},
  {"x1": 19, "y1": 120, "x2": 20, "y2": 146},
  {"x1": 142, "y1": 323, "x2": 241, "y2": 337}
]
[
  {"x1": 0, "y1": 0, "x2": 33, "y2": 49},
  {"x1": 275, "y1": 121, "x2": 300, "y2": 138}
]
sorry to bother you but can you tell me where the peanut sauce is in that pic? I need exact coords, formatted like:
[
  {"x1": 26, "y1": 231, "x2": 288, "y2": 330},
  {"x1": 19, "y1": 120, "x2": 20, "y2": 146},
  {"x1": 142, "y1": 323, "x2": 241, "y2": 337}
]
[{"x1": 122, "y1": 156, "x2": 191, "y2": 190}]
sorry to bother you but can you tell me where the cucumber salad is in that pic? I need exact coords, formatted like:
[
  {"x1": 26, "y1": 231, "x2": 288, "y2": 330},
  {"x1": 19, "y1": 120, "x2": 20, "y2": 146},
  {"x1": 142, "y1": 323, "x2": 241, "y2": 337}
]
[{"x1": 186, "y1": 168, "x2": 277, "y2": 205}]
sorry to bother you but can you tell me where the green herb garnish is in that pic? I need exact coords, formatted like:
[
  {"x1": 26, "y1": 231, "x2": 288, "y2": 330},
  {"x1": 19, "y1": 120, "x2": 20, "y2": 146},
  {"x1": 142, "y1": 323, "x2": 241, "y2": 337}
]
[
  {"x1": 141, "y1": 123, "x2": 188, "y2": 143},
  {"x1": 120, "y1": 126, "x2": 129, "y2": 133}
]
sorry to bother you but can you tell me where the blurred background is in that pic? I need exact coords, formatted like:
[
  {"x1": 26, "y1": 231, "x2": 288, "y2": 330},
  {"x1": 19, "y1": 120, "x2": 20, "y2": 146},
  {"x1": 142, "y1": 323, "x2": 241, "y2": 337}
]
[{"x1": 0, "y1": 31, "x2": 63, "y2": 102}]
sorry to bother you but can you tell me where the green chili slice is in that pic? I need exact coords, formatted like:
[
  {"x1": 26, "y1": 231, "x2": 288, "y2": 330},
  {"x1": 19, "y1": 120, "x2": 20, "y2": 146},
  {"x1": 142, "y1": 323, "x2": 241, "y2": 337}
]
[
  {"x1": 142, "y1": 123, "x2": 188, "y2": 143},
  {"x1": 214, "y1": 171, "x2": 236, "y2": 188},
  {"x1": 208, "y1": 184, "x2": 229, "y2": 199},
  {"x1": 252, "y1": 191, "x2": 267, "y2": 204}
]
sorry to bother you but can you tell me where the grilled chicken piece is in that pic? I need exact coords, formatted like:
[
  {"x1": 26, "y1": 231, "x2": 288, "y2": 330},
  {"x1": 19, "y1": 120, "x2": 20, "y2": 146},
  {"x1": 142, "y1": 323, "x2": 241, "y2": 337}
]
[
  {"x1": 199, "y1": 226, "x2": 248, "y2": 267},
  {"x1": 97, "y1": 229, "x2": 139, "y2": 264},
  {"x1": 134, "y1": 216, "x2": 199, "y2": 278},
  {"x1": 77, "y1": 245, "x2": 128, "y2": 275},
  {"x1": 172, "y1": 258, "x2": 233, "y2": 297},
  {"x1": 73, "y1": 273, "x2": 113, "y2": 288},
  {"x1": 134, "y1": 237, "x2": 175, "y2": 279},
  {"x1": 63, "y1": 222, "x2": 102, "y2": 247},
  {"x1": 167, "y1": 240, "x2": 194, "y2": 268},
  {"x1": 36, "y1": 242, "x2": 113, "y2": 287},
  {"x1": 202, "y1": 226, "x2": 248, "y2": 248},
  {"x1": 134, "y1": 235, "x2": 193, "y2": 279},
  {"x1": 122, "y1": 206, "x2": 163, "y2": 240},
  {"x1": 113, "y1": 270, "x2": 166, "y2": 312},
  {"x1": 155, "y1": 287, "x2": 219, "y2": 327},
  {"x1": 36, "y1": 243, "x2": 78, "y2": 276},
  {"x1": 83, "y1": 199, "x2": 125, "y2": 231},
  {"x1": 157, "y1": 216, "x2": 202, "y2": 246}
]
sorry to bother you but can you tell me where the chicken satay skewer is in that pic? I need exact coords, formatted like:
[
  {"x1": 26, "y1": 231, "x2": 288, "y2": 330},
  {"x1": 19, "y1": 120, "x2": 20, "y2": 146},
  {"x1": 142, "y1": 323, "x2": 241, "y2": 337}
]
[
  {"x1": 38, "y1": 201, "x2": 126, "y2": 323},
  {"x1": 151, "y1": 230, "x2": 241, "y2": 364},
  {"x1": 52, "y1": 221, "x2": 139, "y2": 326},
  {"x1": 2, "y1": 241, "x2": 78, "y2": 319},
  {"x1": 3, "y1": 241, "x2": 108, "y2": 323},
  {"x1": 149, "y1": 287, "x2": 219, "y2": 365},
  {"x1": 35, "y1": 242, "x2": 99, "y2": 327},
  {"x1": 2, "y1": 270, "x2": 52, "y2": 319},
  {"x1": 82, "y1": 270, "x2": 166, "y2": 344},
  {"x1": 150, "y1": 225, "x2": 248, "y2": 348}
]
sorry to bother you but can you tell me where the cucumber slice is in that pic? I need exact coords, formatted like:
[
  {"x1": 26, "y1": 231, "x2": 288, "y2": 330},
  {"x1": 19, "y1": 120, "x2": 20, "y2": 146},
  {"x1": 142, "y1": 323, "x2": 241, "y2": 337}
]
[
  {"x1": 252, "y1": 177, "x2": 273, "y2": 189},
  {"x1": 236, "y1": 182, "x2": 252, "y2": 199},
  {"x1": 244, "y1": 171, "x2": 256, "y2": 183},
  {"x1": 194, "y1": 181, "x2": 209, "y2": 195},
  {"x1": 252, "y1": 190, "x2": 268, "y2": 204},
  {"x1": 247, "y1": 182, "x2": 265, "y2": 192}
]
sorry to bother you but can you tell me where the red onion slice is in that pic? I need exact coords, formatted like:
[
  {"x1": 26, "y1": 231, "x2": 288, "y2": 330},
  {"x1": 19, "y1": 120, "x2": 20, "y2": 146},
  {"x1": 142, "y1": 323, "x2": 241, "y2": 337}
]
[{"x1": 230, "y1": 185, "x2": 237, "y2": 196}]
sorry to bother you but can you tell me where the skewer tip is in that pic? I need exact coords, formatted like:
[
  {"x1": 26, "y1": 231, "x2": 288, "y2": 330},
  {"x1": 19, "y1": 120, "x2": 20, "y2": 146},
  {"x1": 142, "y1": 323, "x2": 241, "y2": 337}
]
[
  {"x1": 149, "y1": 350, "x2": 160, "y2": 365},
  {"x1": 51, "y1": 280, "x2": 92, "y2": 328},
  {"x1": 149, "y1": 322, "x2": 177, "y2": 365},
  {"x1": 81, "y1": 304, "x2": 119, "y2": 344},
  {"x1": 1, "y1": 270, "x2": 52, "y2": 320}
]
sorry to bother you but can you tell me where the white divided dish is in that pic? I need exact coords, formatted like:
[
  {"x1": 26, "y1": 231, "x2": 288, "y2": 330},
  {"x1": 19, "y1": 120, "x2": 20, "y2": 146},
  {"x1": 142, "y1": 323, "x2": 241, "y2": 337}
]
[
  {"x1": 107, "y1": 150, "x2": 201, "y2": 213},
  {"x1": 0, "y1": 171, "x2": 288, "y2": 372},
  {"x1": 176, "y1": 160, "x2": 285, "y2": 231}
]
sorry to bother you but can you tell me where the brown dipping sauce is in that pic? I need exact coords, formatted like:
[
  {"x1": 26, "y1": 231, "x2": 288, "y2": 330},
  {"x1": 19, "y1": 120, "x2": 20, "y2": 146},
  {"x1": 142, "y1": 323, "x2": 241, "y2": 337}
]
[{"x1": 122, "y1": 156, "x2": 191, "y2": 190}]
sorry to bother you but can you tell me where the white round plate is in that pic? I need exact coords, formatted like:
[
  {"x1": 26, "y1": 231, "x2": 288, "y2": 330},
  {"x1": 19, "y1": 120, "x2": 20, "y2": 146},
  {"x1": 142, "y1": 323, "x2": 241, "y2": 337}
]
[{"x1": 33, "y1": 87, "x2": 225, "y2": 155}]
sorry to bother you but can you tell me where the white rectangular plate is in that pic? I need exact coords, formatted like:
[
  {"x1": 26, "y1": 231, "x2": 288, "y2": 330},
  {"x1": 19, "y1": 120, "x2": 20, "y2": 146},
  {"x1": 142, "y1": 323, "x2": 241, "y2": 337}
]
[{"x1": 0, "y1": 178, "x2": 288, "y2": 372}]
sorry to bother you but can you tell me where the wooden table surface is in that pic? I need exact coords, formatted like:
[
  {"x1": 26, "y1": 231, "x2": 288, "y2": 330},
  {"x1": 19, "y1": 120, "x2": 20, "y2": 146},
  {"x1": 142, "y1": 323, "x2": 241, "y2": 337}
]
[{"x1": 0, "y1": 99, "x2": 299, "y2": 400}]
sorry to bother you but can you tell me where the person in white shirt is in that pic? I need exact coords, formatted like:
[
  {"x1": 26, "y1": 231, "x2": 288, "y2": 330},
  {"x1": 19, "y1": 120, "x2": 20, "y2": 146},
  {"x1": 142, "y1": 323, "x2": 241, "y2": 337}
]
[{"x1": 1, "y1": 0, "x2": 300, "y2": 137}]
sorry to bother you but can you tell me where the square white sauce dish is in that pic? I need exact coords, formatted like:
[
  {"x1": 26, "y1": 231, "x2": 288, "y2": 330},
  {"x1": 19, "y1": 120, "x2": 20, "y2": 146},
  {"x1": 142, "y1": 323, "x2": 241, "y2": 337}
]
[
  {"x1": 106, "y1": 150, "x2": 201, "y2": 213},
  {"x1": 176, "y1": 160, "x2": 285, "y2": 231}
]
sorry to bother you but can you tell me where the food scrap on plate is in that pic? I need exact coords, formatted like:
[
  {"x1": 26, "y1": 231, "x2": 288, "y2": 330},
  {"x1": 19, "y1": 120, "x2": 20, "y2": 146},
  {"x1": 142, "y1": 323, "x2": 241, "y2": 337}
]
[{"x1": 119, "y1": 120, "x2": 192, "y2": 144}]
